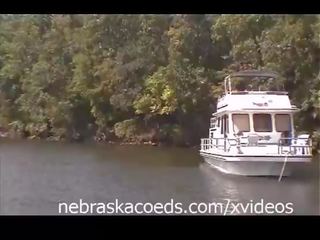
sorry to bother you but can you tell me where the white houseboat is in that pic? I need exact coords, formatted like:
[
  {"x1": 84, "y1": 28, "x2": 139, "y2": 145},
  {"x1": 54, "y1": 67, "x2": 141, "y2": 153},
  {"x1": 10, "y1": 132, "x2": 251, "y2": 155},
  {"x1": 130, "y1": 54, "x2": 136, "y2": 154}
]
[{"x1": 200, "y1": 70, "x2": 313, "y2": 177}]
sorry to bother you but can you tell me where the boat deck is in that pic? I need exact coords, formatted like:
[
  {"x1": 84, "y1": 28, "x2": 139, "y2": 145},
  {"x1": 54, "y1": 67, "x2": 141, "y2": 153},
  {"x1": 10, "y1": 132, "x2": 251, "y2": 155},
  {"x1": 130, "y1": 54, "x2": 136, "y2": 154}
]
[{"x1": 200, "y1": 137, "x2": 312, "y2": 161}]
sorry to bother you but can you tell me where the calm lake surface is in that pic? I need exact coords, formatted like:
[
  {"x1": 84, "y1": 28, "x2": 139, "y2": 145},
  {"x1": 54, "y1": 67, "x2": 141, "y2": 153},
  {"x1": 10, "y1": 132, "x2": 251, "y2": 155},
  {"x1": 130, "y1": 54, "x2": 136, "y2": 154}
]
[{"x1": 0, "y1": 139, "x2": 318, "y2": 215}]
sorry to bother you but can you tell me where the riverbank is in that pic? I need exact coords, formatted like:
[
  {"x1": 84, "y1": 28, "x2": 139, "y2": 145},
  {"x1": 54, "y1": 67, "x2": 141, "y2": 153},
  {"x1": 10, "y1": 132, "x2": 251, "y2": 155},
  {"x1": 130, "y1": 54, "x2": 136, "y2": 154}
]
[
  {"x1": 0, "y1": 128, "x2": 198, "y2": 148},
  {"x1": 0, "y1": 128, "x2": 318, "y2": 153}
]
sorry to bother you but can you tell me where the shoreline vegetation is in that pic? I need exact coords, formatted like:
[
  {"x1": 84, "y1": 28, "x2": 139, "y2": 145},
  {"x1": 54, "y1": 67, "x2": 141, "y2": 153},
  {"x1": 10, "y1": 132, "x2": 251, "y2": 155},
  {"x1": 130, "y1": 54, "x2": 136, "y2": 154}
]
[
  {"x1": 0, "y1": 15, "x2": 319, "y2": 152},
  {"x1": 0, "y1": 127, "x2": 318, "y2": 154},
  {"x1": 0, "y1": 127, "x2": 193, "y2": 147}
]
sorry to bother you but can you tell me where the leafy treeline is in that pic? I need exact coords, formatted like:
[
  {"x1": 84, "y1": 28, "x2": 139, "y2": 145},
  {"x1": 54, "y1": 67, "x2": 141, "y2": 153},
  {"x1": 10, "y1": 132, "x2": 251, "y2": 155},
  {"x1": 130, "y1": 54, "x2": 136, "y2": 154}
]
[{"x1": 0, "y1": 14, "x2": 319, "y2": 146}]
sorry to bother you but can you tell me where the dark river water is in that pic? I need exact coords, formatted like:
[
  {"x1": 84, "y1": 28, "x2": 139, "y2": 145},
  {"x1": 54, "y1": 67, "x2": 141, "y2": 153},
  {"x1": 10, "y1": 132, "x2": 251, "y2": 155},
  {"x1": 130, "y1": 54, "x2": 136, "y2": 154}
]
[{"x1": 0, "y1": 139, "x2": 318, "y2": 215}]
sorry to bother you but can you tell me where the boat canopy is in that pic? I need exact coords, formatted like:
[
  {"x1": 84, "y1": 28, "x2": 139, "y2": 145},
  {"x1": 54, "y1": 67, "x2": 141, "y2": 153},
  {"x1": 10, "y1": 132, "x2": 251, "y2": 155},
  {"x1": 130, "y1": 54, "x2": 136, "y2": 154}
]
[
  {"x1": 229, "y1": 70, "x2": 278, "y2": 79},
  {"x1": 224, "y1": 70, "x2": 284, "y2": 94}
]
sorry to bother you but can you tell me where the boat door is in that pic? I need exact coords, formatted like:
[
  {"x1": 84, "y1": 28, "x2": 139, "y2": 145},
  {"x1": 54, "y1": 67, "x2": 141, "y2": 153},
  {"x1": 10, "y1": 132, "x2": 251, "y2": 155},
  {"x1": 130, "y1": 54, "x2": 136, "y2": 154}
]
[{"x1": 221, "y1": 114, "x2": 229, "y2": 151}]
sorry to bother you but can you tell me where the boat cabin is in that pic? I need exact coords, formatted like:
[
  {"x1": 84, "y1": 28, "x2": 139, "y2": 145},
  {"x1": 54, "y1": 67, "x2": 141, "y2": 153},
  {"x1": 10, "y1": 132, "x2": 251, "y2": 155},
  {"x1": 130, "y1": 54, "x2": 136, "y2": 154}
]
[
  {"x1": 200, "y1": 70, "x2": 312, "y2": 176},
  {"x1": 209, "y1": 71, "x2": 298, "y2": 145}
]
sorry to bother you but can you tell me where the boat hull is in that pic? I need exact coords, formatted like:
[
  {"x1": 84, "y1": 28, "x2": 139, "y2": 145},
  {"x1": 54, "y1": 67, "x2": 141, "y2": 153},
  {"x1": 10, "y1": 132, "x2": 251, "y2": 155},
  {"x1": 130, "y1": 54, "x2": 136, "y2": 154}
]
[{"x1": 200, "y1": 152, "x2": 311, "y2": 177}]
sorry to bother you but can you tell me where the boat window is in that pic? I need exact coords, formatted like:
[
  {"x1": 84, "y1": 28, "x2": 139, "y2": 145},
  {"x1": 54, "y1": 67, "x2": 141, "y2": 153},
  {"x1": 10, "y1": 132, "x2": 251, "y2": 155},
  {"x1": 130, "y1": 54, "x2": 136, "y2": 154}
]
[
  {"x1": 253, "y1": 114, "x2": 272, "y2": 132},
  {"x1": 275, "y1": 114, "x2": 291, "y2": 132},
  {"x1": 217, "y1": 117, "x2": 220, "y2": 127},
  {"x1": 225, "y1": 115, "x2": 229, "y2": 134},
  {"x1": 210, "y1": 117, "x2": 216, "y2": 128},
  {"x1": 220, "y1": 115, "x2": 228, "y2": 135},
  {"x1": 232, "y1": 114, "x2": 250, "y2": 133},
  {"x1": 220, "y1": 116, "x2": 224, "y2": 134}
]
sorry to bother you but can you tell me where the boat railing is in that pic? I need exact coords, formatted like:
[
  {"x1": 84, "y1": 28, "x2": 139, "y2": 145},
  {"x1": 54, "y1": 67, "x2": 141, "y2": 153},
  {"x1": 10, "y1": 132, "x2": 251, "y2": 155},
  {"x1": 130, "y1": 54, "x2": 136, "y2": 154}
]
[
  {"x1": 201, "y1": 136, "x2": 312, "y2": 156},
  {"x1": 224, "y1": 70, "x2": 280, "y2": 94},
  {"x1": 200, "y1": 137, "x2": 237, "y2": 152},
  {"x1": 278, "y1": 137, "x2": 312, "y2": 155}
]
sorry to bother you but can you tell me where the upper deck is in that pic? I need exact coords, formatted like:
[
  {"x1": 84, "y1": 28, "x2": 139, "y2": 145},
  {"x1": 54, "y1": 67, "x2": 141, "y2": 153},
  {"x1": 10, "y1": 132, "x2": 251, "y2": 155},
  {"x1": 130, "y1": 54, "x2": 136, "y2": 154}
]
[{"x1": 216, "y1": 70, "x2": 298, "y2": 114}]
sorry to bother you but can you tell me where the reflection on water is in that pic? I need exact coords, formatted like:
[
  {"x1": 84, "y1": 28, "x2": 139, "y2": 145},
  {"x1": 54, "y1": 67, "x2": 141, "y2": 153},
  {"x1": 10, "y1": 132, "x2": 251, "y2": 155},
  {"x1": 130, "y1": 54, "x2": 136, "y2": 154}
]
[
  {"x1": 199, "y1": 163, "x2": 242, "y2": 202},
  {"x1": 199, "y1": 161, "x2": 319, "y2": 215},
  {"x1": 0, "y1": 139, "x2": 318, "y2": 215}
]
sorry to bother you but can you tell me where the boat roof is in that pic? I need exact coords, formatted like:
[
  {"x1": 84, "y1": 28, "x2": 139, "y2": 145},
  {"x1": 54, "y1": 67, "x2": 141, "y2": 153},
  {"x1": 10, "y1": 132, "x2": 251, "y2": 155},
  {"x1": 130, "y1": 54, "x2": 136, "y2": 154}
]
[
  {"x1": 214, "y1": 91, "x2": 298, "y2": 114},
  {"x1": 230, "y1": 91, "x2": 288, "y2": 95},
  {"x1": 212, "y1": 108, "x2": 299, "y2": 116}
]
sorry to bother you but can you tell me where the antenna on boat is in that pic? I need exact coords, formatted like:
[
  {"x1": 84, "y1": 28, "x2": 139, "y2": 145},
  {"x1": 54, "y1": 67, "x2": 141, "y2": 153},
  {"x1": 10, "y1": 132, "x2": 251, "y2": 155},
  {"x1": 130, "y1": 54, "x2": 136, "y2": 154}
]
[{"x1": 224, "y1": 75, "x2": 231, "y2": 94}]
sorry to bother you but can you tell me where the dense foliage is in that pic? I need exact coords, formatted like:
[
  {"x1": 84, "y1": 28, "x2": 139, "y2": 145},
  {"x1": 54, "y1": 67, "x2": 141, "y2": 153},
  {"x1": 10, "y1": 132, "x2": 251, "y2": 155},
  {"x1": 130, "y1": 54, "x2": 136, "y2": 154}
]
[{"x1": 0, "y1": 14, "x2": 319, "y2": 148}]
